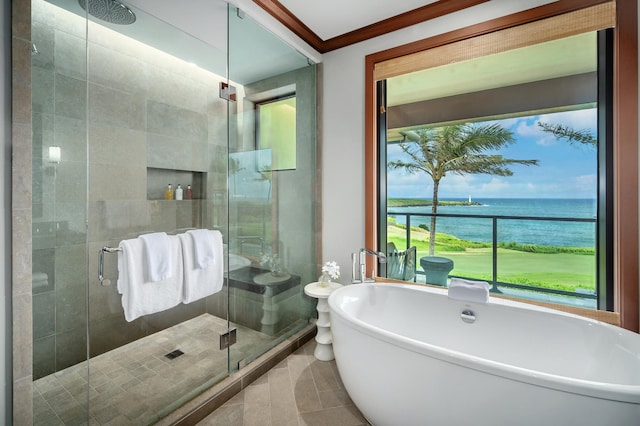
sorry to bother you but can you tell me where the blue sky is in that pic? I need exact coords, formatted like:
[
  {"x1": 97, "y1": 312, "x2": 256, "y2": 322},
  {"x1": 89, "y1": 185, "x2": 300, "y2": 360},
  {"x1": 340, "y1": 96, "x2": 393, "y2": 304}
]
[{"x1": 387, "y1": 108, "x2": 598, "y2": 199}]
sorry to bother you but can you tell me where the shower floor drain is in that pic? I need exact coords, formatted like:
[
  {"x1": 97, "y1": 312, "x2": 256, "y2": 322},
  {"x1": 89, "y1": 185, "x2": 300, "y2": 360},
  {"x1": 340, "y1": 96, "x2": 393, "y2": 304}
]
[{"x1": 165, "y1": 349, "x2": 184, "y2": 360}]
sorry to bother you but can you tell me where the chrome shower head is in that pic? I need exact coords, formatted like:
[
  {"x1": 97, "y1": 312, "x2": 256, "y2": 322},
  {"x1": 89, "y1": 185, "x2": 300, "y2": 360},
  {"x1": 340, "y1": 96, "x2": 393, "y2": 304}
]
[{"x1": 78, "y1": 0, "x2": 136, "y2": 25}]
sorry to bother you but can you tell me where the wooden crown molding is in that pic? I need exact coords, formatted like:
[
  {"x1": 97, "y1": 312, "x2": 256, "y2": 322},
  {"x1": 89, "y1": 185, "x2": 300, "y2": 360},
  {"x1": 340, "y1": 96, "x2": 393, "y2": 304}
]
[
  {"x1": 252, "y1": 0, "x2": 489, "y2": 54},
  {"x1": 252, "y1": 0, "x2": 325, "y2": 52}
]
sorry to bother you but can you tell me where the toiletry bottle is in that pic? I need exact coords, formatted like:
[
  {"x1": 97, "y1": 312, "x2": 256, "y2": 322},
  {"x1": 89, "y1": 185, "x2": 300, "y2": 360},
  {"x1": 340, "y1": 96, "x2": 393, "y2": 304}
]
[
  {"x1": 175, "y1": 184, "x2": 183, "y2": 200},
  {"x1": 185, "y1": 185, "x2": 193, "y2": 200},
  {"x1": 165, "y1": 184, "x2": 173, "y2": 200}
]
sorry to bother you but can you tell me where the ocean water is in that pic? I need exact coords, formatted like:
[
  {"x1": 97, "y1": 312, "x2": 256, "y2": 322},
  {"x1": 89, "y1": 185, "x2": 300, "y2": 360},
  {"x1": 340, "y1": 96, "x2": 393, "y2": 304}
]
[{"x1": 389, "y1": 198, "x2": 597, "y2": 248}]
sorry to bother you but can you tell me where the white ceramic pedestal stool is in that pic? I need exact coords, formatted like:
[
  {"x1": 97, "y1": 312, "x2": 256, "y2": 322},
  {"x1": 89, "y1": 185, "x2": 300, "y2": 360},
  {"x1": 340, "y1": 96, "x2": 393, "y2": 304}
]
[{"x1": 304, "y1": 281, "x2": 343, "y2": 361}]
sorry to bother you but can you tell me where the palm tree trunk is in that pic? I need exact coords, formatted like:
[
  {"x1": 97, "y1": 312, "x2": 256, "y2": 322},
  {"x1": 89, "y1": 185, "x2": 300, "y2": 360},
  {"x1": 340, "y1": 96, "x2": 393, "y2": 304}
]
[{"x1": 429, "y1": 180, "x2": 439, "y2": 256}]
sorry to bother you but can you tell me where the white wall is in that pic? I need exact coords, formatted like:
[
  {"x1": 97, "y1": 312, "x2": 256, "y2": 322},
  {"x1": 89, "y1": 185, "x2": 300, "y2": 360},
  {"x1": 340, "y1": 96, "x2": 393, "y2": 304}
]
[{"x1": 321, "y1": 0, "x2": 556, "y2": 282}]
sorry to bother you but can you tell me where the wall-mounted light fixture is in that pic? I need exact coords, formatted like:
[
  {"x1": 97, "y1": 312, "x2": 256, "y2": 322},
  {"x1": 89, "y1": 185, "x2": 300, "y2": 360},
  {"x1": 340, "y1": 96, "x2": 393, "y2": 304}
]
[{"x1": 48, "y1": 146, "x2": 61, "y2": 163}]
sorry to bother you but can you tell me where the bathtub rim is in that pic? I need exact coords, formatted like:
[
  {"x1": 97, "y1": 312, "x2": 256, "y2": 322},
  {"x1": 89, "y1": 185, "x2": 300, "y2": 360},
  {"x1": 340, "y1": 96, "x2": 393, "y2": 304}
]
[{"x1": 328, "y1": 282, "x2": 640, "y2": 404}]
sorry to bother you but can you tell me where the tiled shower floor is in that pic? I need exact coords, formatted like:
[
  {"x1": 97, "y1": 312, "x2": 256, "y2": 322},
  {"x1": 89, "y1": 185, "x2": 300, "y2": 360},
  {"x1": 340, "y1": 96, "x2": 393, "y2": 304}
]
[{"x1": 33, "y1": 314, "x2": 279, "y2": 425}]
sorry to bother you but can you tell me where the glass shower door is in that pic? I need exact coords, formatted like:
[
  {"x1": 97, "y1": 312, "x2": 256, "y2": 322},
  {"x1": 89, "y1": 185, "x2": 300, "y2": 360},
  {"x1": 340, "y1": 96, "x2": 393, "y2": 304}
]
[
  {"x1": 84, "y1": 1, "x2": 232, "y2": 423},
  {"x1": 31, "y1": 0, "x2": 90, "y2": 423},
  {"x1": 226, "y1": 6, "x2": 318, "y2": 371},
  {"x1": 31, "y1": 0, "x2": 318, "y2": 423},
  {"x1": 32, "y1": 0, "x2": 235, "y2": 424}
]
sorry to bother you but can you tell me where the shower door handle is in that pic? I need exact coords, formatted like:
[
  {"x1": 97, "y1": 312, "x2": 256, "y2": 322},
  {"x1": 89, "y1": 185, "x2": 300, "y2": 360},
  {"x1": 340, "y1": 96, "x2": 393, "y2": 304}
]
[{"x1": 98, "y1": 246, "x2": 121, "y2": 286}]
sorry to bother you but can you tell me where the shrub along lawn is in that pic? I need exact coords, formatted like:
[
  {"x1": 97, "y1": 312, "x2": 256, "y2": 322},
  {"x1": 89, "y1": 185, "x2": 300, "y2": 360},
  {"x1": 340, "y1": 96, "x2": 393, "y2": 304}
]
[{"x1": 388, "y1": 223, "x2": 596, "y2": 293}]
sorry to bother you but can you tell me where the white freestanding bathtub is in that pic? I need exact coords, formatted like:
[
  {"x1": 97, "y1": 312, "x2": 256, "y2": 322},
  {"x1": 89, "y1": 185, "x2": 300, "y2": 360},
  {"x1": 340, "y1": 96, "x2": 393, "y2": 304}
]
[{"x1": 328, "y1": 282, "x2": 640, "y2": 426}]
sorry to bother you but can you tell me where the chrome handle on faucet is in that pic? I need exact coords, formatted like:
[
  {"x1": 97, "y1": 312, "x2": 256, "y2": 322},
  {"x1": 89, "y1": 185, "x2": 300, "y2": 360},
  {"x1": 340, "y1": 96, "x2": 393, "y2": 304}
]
[
  {"x1": 351, "y1": 252, "x2": 361, "y2": 283},
  {"x1": 351, "y1": 253, "x2": 360, "y2": 284},
  {"x1": 353, "y1": 248, "x2": 387, "y2": 283},
  {"x1": 360, "y1": 251, "x2": 368, "y2": 282}
]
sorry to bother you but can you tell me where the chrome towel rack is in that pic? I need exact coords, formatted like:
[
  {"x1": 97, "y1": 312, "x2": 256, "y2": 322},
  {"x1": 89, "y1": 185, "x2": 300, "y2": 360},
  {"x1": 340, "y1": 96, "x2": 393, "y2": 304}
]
[{"x1": 98, "y1": 246, "x2": 121, "y2": 286}]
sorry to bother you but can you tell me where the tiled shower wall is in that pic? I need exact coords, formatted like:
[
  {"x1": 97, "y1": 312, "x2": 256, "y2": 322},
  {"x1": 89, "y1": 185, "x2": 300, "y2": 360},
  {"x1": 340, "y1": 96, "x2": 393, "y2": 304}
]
[
  {"x1": 12, "y1": 0, "x2": 35, "y2": 421},
  {"x1": 243, "y1": 67, "x2": 318, "y2": 289},
  {"x1": 30, "y1": 0, "x2": 230, "y2": 379}
]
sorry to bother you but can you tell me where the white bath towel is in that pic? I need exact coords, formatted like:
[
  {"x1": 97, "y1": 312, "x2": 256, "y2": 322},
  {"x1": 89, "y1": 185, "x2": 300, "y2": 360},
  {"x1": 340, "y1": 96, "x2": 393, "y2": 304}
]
[
  {"x1": 117, "y1": 236, "x2": 184, "y2": 322},
  {"x1": 448, "y1": 278, "x2": 490, "y2": 304},
  {"x1": 139, "y1": 232, "x2": 173, "y2": 282},
  {"x1": 179, "y1": 230, "x2": 224, "y2": 303},
  {"x1": 187, "y1": 229, "x2": 216, "y2": 269}
]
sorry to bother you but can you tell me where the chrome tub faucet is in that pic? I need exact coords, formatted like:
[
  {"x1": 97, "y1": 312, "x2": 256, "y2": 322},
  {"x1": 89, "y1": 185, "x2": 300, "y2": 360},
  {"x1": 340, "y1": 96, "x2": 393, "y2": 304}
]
[{"x1": 352, "y1": 248, "x2": 387, "y2": 283}]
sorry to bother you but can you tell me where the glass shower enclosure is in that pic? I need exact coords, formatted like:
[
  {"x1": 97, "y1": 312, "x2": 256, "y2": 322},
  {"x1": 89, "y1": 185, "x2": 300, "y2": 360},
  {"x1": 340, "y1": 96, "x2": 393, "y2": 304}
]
[{"x1": 30, "y1": 0, "x2": 317, "y2": 423}]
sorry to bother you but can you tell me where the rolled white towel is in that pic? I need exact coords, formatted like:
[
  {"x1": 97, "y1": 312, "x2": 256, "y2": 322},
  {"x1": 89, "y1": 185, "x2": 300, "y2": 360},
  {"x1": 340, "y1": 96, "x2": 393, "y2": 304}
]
[
  {"x1": 186, "y1": 229, "x2": 216, "y2": 269},
  {"x1": 179, "y1": 230, "x2": 224, "y2": 303},
  {"x1": 448, "y1": 278, "x2": 490, "y2": 304},
  {"x1": 117, "y1": 236, "x2": 183, "y2": 322},
  {"x1": 139, "y1": 232, "x2": 173, "y2": 282}
]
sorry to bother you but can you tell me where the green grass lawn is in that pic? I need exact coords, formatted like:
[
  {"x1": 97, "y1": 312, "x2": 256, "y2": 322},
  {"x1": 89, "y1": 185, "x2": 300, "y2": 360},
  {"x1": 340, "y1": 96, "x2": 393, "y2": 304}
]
[{"x1": 388, "y1": 222, "x2": 596, "y2": 292}]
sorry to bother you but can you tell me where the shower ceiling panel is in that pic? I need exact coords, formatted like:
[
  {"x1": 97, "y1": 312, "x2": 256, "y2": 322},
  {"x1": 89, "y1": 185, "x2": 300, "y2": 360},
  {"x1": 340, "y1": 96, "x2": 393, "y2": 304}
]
[{"x1": 45, "y1": 0, "x2": 310, "y2": 84}]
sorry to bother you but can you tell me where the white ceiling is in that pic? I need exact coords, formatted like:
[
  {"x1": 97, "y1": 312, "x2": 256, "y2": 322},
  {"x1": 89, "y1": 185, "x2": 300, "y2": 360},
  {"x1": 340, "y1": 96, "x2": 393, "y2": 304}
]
[{"x1": 278, "y1": 0, "x2": 439, "y2": 40}]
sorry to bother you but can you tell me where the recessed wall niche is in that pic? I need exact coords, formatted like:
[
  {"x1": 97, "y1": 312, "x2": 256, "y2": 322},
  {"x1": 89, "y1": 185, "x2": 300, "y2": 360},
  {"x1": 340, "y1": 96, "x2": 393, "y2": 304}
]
[{"x1": 146, "y1": 167, "x2": 205, "y2": 200}]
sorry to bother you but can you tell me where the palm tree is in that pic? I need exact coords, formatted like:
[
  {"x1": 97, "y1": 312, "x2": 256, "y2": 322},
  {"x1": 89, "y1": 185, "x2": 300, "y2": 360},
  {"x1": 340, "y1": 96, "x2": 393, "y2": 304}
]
[
  {"x1": 537, "y1": 122, "x2": 596, "y2": 147},
  {"x1": 390, "y1": 123, "x2": 539, "y2": 255}
]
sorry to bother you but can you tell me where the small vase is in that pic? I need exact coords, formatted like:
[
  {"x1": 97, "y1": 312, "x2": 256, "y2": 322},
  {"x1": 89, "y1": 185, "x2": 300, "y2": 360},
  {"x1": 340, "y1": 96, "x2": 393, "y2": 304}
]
[{"x1": 317, "y1": 271, "x2": 331, "y2": 288}]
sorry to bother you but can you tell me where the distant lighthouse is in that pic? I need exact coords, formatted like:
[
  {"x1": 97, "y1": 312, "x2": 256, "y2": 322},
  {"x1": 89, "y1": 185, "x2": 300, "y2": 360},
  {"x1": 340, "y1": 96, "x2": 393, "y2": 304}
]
[{"x1": 468, "y1": 195, "x2": 472, "y2": 203}]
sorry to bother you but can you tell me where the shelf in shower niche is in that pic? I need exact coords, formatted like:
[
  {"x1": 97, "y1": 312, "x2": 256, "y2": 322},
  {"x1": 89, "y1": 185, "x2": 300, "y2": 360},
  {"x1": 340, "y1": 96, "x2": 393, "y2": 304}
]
[{"x1": 146, "y1": 167, "x2": 205, "y2": 201}]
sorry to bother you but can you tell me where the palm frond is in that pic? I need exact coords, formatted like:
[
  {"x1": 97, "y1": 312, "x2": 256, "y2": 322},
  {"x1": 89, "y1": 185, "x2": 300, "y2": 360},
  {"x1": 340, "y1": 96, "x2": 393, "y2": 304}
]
[
  {"x1": 446, "y1": 155, "x2": 539, "y2": 176},
  {"x1": 460, "y1": 123, "x2": 516, "y2": 153},
  {"x1": 391, "y1": 124, "x2": 537, "y2": 180},
  {"x1": 537, "y1": 122, "x2": 596, "y2": 146}
]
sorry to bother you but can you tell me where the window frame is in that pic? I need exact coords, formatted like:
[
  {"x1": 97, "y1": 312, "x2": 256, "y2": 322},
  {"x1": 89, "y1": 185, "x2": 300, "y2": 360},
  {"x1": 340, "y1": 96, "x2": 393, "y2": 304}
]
[
  {"x1": 363, "y1": 0, "x2": 638, "y2": 331},
  {"x1": 255, "y1": 94, "x2": 297, "y2": 171}
]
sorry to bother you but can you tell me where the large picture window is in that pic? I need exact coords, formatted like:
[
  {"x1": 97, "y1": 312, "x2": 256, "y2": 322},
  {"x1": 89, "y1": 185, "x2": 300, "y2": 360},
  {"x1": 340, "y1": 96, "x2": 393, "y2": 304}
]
[{"x1": 369, "y1": 3, "x2": 625, "y2": 317}]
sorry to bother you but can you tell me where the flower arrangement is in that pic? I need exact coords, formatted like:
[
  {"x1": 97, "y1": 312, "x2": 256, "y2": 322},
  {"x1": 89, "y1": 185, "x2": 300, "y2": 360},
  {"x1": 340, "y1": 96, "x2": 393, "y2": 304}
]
[
  {"x1": 260, "y1": 253, "x2": 274, "y2": 268},
  {"x1": 322, "y1": 261, "x2": 340, "y2": 279},
  {"x1": 260, "y1": 253, "x2": 285, "y2": 276},
  {"x1": 320, "y1": 261, "x2": 340, "y2": 283}
]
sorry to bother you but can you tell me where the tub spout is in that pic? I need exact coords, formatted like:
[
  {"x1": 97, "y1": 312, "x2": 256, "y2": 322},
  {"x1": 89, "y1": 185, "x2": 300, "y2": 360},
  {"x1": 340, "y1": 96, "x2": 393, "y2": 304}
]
[{"x1": 352, "y1": 248, "x2": 387, "y2": 283}]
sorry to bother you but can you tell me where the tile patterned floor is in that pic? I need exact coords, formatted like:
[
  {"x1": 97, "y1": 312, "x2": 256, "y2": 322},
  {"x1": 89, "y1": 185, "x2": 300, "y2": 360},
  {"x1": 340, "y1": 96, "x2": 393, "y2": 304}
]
[
  {"x1": 33, "y1": 314, "x2": 276, "y2": 425},
  {"x1": 197, "y1": 339, "x2": 370, "y2": 426}
]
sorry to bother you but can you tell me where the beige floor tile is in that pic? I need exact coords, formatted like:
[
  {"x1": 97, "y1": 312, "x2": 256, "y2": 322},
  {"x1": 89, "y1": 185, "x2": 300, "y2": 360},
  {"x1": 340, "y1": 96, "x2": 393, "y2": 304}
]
[
  {"x1": 298, "y1": 405, "x2": 369, "y2": 426},
  {"x1": 287, "y1": 353, "x2": 314, "y2": 383},
  {"x1": 309, "y1": 360, "x2": 341, "y2": 392},
  {"x1": 292, "y1": 377, "x2": 322, "y2": 413},
  {"x1": 199, "y1": 340, "x2": 369, "y2": 426},
  {"x1": 269, "y1": 368, "x2": 299, "y2": 426},
  {"x1": 245, "y1": 381, "x2": 270, "y2": 404},
  {"x1": 243, "y1": 382, "x2": 271, "y2": 426},
  {"x1": 318, "y1": 387, "x2": 352, "y2": 409}
]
